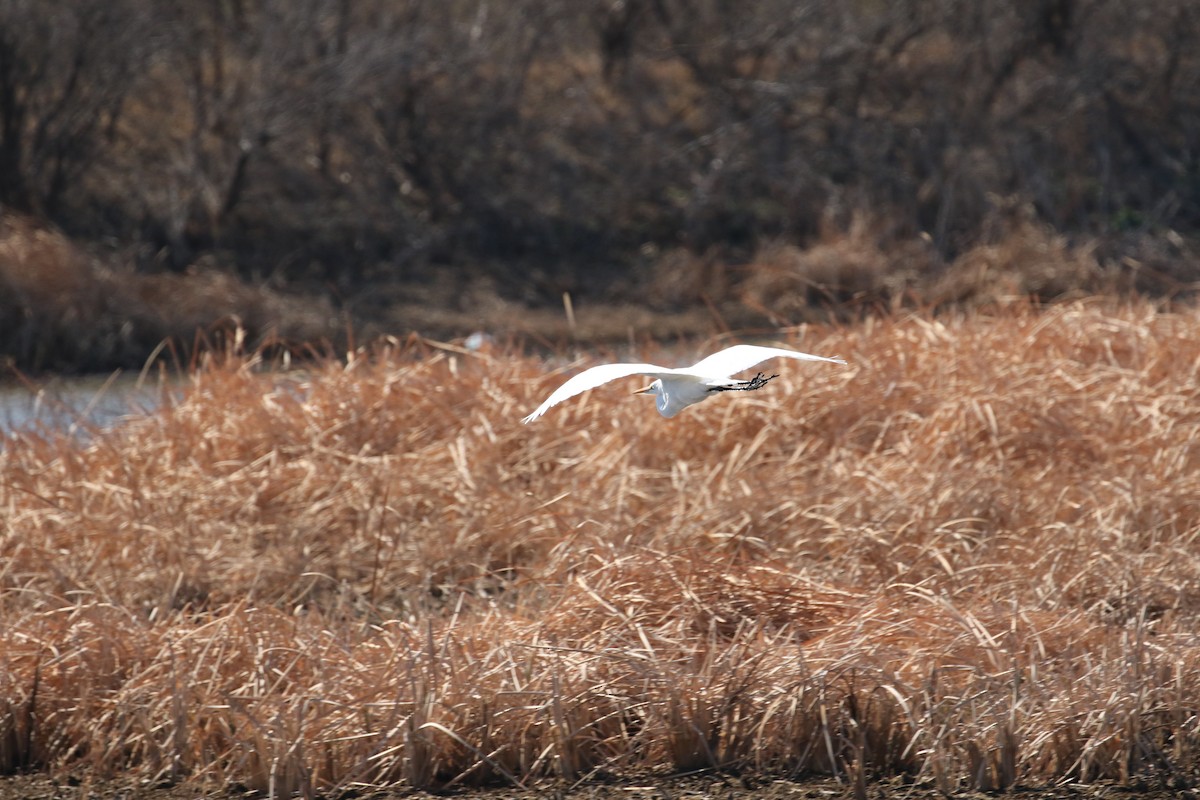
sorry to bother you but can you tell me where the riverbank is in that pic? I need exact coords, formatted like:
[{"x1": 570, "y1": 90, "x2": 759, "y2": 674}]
[{"x1": 2, "y1": 212, "x2": 1195, "y2": 376}]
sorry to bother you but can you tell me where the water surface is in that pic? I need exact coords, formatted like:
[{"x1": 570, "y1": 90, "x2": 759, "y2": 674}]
[{"x1": 0, "y1": 373, "x2": 166, "y2": 437}]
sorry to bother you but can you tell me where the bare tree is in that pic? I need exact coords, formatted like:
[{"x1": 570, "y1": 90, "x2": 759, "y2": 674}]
[
  {"x1": 0, "y1": 0, "x2": 150, "y2": 218},
  {"x1": 2, "y1": 0, "x2": 1197, "y2": 296}
]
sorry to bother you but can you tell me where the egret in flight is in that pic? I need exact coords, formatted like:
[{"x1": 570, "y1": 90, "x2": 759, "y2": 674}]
[{"x1": 522, "y1": 344, "x2": 846, "y2": 423}]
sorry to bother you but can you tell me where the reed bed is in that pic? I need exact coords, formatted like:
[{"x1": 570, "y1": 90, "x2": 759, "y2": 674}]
[{"x1": 2, "y1": 300, "x2": 1200, "y2": 796}]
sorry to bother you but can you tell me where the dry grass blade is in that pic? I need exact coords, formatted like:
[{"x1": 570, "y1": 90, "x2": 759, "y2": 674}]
[{"x1": 1, "y1": 300, "x2": 1200, "y2": 793}]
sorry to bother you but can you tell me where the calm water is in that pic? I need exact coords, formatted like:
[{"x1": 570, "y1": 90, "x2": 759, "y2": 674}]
[{"x1": 0, "y1": 373, "x2": 166, "y2": 437}]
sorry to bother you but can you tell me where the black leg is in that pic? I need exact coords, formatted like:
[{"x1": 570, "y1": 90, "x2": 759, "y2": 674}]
[{"x1": 708, "y1": 372, "x2": 779, "y2": 393}]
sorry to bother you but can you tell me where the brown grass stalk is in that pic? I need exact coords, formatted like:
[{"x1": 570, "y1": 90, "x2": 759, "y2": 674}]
[{"x1": 2, "y1": 300, "x2": 1200, "y2": 792}]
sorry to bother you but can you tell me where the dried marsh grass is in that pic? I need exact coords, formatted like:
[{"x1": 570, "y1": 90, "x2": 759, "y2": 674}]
[
  {"x1": 2, "y1": 301, "x2": 1200, "y2": 794},
  {"x1": 735, "y1": 211, "x2": 1191, "y2": 327},
  {"x1": 0, "y1": 214, "x2": 336, "y2": 373}
]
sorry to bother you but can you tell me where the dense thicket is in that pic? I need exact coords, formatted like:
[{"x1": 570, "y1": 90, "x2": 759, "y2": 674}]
[{"x1": 1, "y1": 0, "x2": 1198, "y2": 299}]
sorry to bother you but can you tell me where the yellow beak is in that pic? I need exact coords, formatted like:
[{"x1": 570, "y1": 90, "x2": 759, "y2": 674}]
[{"x1": 633, "y1": 383, "x2": 654, "y2": 395}]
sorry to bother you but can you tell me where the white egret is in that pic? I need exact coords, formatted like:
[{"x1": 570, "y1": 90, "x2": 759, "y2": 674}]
[{"x1": 522, "y1": 344, "x2": 846, "y2": 423}]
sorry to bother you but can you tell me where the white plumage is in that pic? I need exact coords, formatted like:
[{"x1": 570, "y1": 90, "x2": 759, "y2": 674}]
[{"x1": 522, "y1": 344, "x2": 846, "y2": 423}]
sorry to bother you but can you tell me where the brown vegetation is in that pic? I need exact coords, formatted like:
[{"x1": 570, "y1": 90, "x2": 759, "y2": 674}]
[
  {"x1": 2, "y1": 301, "x2": 1199, "y2": 796},
  {"x1": 0, "y1": 216, "x2": 337, "y2": 373},
  {"x1": 3, "y1": 1, "x2": 1200, "y2": 375},
  {"x1": 6, "y1": 203, "x2": 1199, "y2": 375},
  {"x1": 1, "y1": 1, "x2": 1198, "y2": 302}
]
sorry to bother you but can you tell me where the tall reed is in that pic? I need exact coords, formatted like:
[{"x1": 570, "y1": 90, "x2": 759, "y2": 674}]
[{"x1": 1, "y1": 300, "x2": 1199, "y2": 795}]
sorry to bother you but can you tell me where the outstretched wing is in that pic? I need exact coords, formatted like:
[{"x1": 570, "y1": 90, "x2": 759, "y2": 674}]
[
  {"x1": 522, "y1": 362, "x2": 674, "y2": 423},
  {"x1": 688, "y1": 344, "x2": 846, "y2": 379}
]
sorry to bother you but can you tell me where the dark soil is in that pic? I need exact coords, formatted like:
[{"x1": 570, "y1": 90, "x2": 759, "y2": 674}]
[{"x1": 0, "y1": 772, "x2": 1191, "y2": 800}]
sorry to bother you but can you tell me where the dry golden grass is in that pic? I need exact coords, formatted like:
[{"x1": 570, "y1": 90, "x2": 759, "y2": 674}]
[{"x1": 2, "y1": 301, "x2": 1200, "y2": 795}]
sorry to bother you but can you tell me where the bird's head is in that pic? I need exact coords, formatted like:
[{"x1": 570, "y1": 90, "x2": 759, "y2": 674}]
[{"x1": 633, "y1": 379, "x2": 670, "y2": 414}]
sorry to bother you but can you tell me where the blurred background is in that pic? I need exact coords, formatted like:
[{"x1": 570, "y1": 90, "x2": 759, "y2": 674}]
[{"x1": 1, "y1": 0, "x2": 1198, "y2": 373}]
